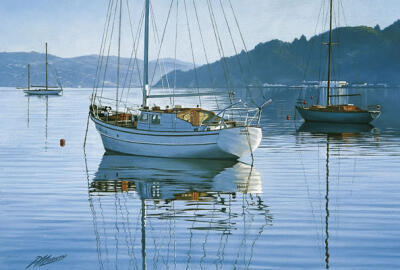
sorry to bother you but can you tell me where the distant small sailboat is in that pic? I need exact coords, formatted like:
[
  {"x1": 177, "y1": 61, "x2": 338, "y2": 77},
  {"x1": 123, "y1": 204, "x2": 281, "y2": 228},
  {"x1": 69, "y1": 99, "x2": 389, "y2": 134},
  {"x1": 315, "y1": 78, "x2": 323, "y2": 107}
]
[
  {"x1": 296, "y1": 0, "x2": 381, "y2": 124},
  {"x1": 23, "y1": 43, "x2": 63, "y2": 96}
]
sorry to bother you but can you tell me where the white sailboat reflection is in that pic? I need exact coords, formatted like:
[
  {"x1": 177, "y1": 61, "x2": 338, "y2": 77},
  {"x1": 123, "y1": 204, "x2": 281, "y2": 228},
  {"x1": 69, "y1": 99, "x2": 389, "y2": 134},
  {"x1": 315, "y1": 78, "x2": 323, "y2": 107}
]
[
  {"x1": 86, "y1": 154, "x2": 271, "y2": 270},
  {"x1": 92, "y1": 154, "x2": 263, "y2": 199}
]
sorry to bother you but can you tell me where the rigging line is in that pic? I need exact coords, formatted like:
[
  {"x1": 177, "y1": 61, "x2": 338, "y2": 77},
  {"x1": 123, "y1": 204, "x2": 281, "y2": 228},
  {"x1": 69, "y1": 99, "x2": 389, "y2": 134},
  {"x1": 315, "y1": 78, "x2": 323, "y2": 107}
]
[
  {"x1": 193, "y1": 0, "x2": 219, "y2": 110},
  {"x1": 93, "y1": 0, "x2": 115, "y2": 104},
  {"x1": 125, "y1": 3, "x2": 146, "y2": 106},
  {"x1": 149, "y1": 0, "x2": 175, "y2": 89},
  {"x1": 183, "y1": 0, "x2": 201, "y2": 106},
  {"x1": 227, "y1": 0, "x2": 269, "y2": 107},
  {"x1": 227, "y1": 0, "x2": 249, "y2": 62},
  {"x1": 185, "y1": 202, "x2": 200, "y2": 270},
  {"x1": 220, "y1": 194, "x2": 234, "y2": 269},
  {"x1": 149, "y1": 3, "x2": 167, "y2": 93},
  {"x1": 99, "y1": 0, "x2": 120, "y2": 102},
  {"x1": 246, "y1": 200, "x2": 272, "y2": 270},
  {"x1": 150, "y1": 3, "x2": 172, "y2": 94},
  {"x1": 218, "y1": 0, "x2": 246, "y2": 120},
  {"x1": 146, "y1": 205, "x2": 161, "y2": 269},
  {"x1": 84, "y1": 152, "x2": 105, "y2": 270},
  {"x1": 116, "y1": 191, "x2": 134, "y2": 267},
  {"x1": 119, "y1": 0, "x2": 139, "y2": 104},
  {"x1": 297, "y1": 135, "x2": 324, "y2": 250},
  {"x1": 97, "y1": 190, "x2": 110, "y2": 268},
  {"x1": 149, "y1": 2, "x2": 173, "y2": 95},
  {"x1": 200, "y1": 202, "x2": 216, "y2": 269},
  {"x1": 206, "y1": 0, "x2": 234, "y2": 104},
  {"x1": 131, "y1": 199, "x2": 142, "y2": 270},
  {"x1": 338, "y1": 0, "x2": 348, "y2": 27},
  {"x1": 243, "y1": 194, "x2": 255, "y2": 267},
  {"x1": 116, "y1": 0, "x2": 122, "y2": 114},
  {"x1": 172, "y1": 0, "x2": 179, "y2": 107},
  {"x1": 301, "y1": 0, "x2": 325, "y2": 84},
  {"x1": 218, "y1": 0, "x2": 242, "y2": 74},
  {"x1": 205, "y1": 0, "x2": 230, "y2": 92},
  {"x1": 149, "y1": 3, "x2": 164, "y2": 94},
  {"x1": 207, "y1": 0, "x2": 232, "y2": 86},
  {"x1": 96, "y1": 0, "x2": 117, "y2": 109},
  {"x1": 232, "y1": 194, "x2": 247, "y2": 269},
  {"x1": 122, "y1": 192, "x2": 138, "y2": 268},
  {"x1": 213, "y1": 195, "x2": 224, "y2": 267},
  {"x1": 298, "y1": 0, "x2": 325, "y2": 104}
]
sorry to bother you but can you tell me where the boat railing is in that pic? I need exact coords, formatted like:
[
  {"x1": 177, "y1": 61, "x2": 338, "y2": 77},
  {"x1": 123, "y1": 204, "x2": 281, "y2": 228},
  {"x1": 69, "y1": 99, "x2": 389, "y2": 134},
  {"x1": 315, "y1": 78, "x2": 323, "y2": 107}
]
[
  {"x1": 200, "y1": 100, "x2": 265, "y2": 131},
  {"x1": 91, "y1": 97, "x2": 140, "y2": 126}
]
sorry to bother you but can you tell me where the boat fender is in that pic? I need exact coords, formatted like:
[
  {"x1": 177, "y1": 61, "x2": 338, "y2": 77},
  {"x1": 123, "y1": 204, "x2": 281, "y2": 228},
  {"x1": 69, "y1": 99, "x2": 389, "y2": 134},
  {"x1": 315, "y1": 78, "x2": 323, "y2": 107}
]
[{"x1": 377, "y1": 105, "x2": 381, "y2": 110}]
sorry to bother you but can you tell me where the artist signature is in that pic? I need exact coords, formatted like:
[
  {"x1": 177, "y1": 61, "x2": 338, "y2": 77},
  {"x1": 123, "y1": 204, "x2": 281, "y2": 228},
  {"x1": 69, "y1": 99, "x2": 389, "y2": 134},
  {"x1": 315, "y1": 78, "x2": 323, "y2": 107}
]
[{"x1": 26, "y1": 254, "x2": 67, "y2": 269}]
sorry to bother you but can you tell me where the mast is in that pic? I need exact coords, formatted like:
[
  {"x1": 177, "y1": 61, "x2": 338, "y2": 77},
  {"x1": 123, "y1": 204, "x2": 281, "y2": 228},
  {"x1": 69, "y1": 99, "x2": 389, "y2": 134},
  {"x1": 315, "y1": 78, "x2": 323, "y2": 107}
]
[
  {"x1": 45, "y1": 43, "x2": 48, "y2": 91},
  {"x1": 27, "y1": 64, "x2": 30, "y2": 90},
  {"x1": 143, "y1": 0, "x2": 150, "y2": 107},
  {"x1": 326, "y1": 0, "x2": 333, "y2": 106},
  {"x1": 117, "y1": 0, "x2": 122, "y2": 114}
]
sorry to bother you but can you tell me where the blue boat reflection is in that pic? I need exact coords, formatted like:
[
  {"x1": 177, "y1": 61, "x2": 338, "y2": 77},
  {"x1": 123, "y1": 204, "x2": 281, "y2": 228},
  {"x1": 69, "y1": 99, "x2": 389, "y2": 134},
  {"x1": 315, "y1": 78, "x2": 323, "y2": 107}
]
[{"x1": 297, "y1": 122, "x2": 373, "y2": 135}]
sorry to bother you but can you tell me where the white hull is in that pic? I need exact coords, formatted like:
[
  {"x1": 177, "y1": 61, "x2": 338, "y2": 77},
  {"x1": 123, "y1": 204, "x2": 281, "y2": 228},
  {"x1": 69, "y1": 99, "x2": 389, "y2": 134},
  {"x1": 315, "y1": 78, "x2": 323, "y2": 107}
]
[
  {"x1": 91, "y1": 115, "x2": 262, "y2": 159},
  {"x1": 24, "y1": 89, "x2": 62, "y2": 95}
]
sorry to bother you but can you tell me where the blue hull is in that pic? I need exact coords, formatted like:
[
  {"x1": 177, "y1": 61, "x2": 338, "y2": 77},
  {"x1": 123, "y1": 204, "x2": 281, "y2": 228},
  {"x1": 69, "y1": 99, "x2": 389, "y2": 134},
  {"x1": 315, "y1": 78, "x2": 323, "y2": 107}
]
[{"x1": 296, "y1": 106, "x2": 380, "y2": 124}]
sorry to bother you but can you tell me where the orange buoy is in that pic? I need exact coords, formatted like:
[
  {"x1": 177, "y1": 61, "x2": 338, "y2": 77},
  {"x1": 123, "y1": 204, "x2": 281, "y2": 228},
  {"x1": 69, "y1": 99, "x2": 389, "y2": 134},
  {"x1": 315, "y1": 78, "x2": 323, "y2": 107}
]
[
  {"x1": 286, "y1": 115, "x2": 290, "y2": 120},
  {"x1": 60, "y1": 139, "x2": 66, "y2": 147},
  {"x1": 303, "y1": 100, "x2": 307, "y2": 105}
]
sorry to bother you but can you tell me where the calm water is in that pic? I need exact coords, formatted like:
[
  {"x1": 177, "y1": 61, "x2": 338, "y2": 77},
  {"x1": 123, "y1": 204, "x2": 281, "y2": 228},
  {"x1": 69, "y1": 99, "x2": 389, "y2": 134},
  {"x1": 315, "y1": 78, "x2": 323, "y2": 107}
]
[{"x1": 0, "y1": 87, "x2": 399, "y2": 269}]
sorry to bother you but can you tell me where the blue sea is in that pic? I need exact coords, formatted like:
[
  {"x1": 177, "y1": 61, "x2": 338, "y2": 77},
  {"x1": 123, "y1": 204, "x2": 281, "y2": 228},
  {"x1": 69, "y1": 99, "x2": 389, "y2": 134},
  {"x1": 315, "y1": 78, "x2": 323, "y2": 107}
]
[{"x1": 0, "y1": 87, "x2": 399, "y2": 269}]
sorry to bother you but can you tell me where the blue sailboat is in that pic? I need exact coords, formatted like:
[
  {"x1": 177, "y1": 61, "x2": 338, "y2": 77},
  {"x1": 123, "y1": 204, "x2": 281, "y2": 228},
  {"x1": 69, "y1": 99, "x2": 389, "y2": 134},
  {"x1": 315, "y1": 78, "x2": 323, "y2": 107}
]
[{"x1": 296, "y1": 0, "x2": 381, "y2": 124}]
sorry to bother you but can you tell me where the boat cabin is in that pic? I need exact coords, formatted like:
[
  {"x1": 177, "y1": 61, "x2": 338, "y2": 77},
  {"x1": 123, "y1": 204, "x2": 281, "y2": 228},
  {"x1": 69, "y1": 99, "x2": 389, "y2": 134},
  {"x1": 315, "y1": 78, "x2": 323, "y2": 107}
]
[
  {"x1": 92, "y1": 104, "x2": 237, "y2": 132},
  {"x1": 136, "y1": 107, "x2": 218, "y2": 131}
]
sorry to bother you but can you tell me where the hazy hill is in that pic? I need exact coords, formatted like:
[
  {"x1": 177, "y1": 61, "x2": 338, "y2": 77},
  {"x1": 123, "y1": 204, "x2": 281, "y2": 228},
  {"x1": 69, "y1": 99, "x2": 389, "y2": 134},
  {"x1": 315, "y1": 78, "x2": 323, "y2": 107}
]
[
  {"x1": 158, "y1": 20, "x2": 400, "y2": 87},
  {"x1": 0, "y1": 52, "x2": 192, "y2": 87}
]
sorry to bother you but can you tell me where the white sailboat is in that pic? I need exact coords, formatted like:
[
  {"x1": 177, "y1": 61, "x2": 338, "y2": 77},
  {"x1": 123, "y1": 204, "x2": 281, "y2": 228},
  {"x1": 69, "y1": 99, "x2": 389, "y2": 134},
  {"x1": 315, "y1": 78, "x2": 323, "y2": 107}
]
[
  {"x1": 23, "y1": 43, "x2": 63, "y2": 96},
  {"x1": 89, "y1": 0, "x2": 266, "y2": 160}
]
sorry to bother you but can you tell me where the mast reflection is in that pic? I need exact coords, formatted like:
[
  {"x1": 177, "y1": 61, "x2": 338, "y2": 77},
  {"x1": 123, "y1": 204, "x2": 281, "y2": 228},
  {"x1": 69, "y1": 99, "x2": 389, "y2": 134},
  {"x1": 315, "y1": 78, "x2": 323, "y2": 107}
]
[{"x1": 297, "y1": 122, "x2": 375, "y2": 269}]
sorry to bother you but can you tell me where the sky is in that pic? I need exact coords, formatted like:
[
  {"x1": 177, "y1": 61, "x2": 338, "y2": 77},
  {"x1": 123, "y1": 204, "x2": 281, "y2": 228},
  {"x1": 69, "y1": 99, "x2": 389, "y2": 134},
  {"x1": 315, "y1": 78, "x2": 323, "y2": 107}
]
[{"x1": 1, "y1": 0, "x2": 399, "y2": 62}]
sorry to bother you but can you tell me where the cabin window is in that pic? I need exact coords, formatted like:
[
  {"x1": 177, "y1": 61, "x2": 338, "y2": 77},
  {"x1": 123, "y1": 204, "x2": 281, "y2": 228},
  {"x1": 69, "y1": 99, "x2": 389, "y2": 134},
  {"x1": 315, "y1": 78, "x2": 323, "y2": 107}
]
[
  {"x1": 151, "y1": 114, "x2": 161, "y2": 125},
  {"x1": 139, "y1": 113, "x2": 148, "y2": 122},
  {"x1": 177, "y1": 109, "x2": 215, "y2": 126}
]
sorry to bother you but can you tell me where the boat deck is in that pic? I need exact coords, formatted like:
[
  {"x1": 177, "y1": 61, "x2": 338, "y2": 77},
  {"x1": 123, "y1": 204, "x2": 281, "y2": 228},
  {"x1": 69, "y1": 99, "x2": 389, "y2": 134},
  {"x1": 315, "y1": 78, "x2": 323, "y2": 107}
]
[{"x1": 307, "y1": 104, "x2": 367, "y2": 113}]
